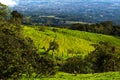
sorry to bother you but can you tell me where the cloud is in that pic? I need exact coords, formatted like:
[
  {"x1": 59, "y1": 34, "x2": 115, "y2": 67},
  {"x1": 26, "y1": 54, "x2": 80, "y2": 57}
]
[{"x1": 0, "y1": 0, "x2": 17, "y2": 7}]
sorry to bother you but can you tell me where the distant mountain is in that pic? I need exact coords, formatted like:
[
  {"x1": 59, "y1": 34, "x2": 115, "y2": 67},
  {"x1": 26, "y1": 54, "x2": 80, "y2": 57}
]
[{"x1": 13, "y1": 0, "x2": 120, "y2": 25}]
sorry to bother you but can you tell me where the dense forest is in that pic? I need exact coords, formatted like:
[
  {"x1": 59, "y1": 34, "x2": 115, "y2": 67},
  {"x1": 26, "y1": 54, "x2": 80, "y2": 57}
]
[{"x1": 0, "y1": 3, "x2": 120, "y2": 80}]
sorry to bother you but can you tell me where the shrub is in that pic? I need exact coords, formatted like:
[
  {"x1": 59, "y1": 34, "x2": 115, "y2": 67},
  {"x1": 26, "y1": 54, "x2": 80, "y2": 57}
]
[
  {"x1": 33, "y1": 56, "x2": 57, "y2": 76},
  {"x1": 86, "y1": 41, "x2": 120, "y2": 73},
  {"x1": 61, "y1": 56, "x2": 85, "y2": 74},
  {"x1": 39, "y1": 26, "x2": 46, "y2": 32}
]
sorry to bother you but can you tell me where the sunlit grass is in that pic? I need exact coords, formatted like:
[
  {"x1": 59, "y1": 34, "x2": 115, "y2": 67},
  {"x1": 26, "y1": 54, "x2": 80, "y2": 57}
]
[
  {"x1": 20, "y1": 72, "x2": 120, "y2": 80},
  {"x1": 21, "y1": 25, "x2": 120, "y2": 80},
  {"x1": 23, "y1": 26, "x2": 120, "y2": 59}
]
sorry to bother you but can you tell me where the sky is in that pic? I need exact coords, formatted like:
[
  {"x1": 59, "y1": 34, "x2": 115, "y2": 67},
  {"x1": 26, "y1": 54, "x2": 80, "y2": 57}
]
[{"x1": 0, "y1": 0, "x2": 17, "y2": 7}]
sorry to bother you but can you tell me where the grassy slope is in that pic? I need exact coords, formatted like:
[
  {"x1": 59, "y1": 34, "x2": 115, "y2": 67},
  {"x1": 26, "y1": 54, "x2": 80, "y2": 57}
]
[
  {"x1": 21, "y1": 72, "x2": 120, "y2": 80},
  {"x1": 42, "y1": 72, "x2": 120, "y2": 80},
  {"x1": 23, "y1": 26, "x2": 120, "y2": 59},
  {"x1": 22, "y1": 26, "x2": 120, "y2": 80}
]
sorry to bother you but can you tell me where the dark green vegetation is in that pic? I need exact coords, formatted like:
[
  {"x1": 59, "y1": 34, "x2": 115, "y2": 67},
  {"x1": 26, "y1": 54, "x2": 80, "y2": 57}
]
[
  {"x1": 0, "y1": 3, "x2": 120, "y2": 80},
  {"x1": 0, "y1": 3, "x2": 56, "y2": 79},
  {"x1": 70, "y1": 21, "x2": 120, "y2": 36}
]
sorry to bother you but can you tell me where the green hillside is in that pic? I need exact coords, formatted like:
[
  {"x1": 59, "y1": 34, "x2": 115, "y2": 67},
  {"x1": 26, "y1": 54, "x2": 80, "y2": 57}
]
[
  {"x1": 43, "y1": 72, "x2": 120, "y2": 80},
  {"x1": 23, "y1": 26, "x2": 120, "y2": 59},
  {"x1": 1, "y1": 3, "x2": 120, "y2": 79},
  {"x1": 20, "y1": 72, "x2": 120, "y2": 80}
]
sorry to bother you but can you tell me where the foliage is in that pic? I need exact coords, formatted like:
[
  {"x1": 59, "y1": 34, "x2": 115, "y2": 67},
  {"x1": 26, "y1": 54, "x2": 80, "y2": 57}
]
[
  {"x1": 46, "y1": 40, "x2": 59, "y2": 56},
  {"x1": 0, "y1": 23, "x2": 36, "y2": 79},
  {"x1": 0, "y1": 3, "x2": 57, "y2": 79},
  {"x1": 38, "y1": 26, "x2": 47, "y2": 32},
  {"x1": 61, "y1": 56, "x2": 85, "y2": 74},
  {"x1": 70, "y1": 21, "x2": 120, "y2": 36},
  {"x1": 86, "y1": 41, "x2": 120, "y2": 73},
  {"x1": 61, "y1": 41, "x2": 120, "y2": 74},
  {"x1": 33, "y1": 56, "x2": 57, "y2": 76},
  {"x1": 0, "y1": 3, "x2": 10, "y2": 21},
  {"x1": 0, "y1": 8, "x2": 42, "y2": 77},
  {"x1": 10, "y1": 10, "x2": 23, "y2": 26}
]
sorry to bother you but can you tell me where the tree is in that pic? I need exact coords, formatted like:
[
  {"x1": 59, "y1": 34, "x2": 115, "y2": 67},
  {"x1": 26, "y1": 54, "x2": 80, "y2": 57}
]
[
  {"x1": 86, "y1": 41, "x2": 120, "y2": 73},
  {"x1": 10, "y1": 10, "x2": 23, "y2": 25}
]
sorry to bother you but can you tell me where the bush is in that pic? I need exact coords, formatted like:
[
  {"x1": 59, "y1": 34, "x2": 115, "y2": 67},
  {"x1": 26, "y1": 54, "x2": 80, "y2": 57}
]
[
  {"x1": 0, "y1": 23, "x2": 58, "y2": 79},
  {"x1": 39, "y1": 26, "x2": 46, "y2": 32},
  {"x1": 61, "y1": 56, "x2": 85, "y2": 74},
  {"x1": 86, "y1": 42, "x2": 120, "y2": 73},
  {"x1": 33, "y1": 56, "x2": 57, "y2": 76},
  {"x1": 0, "y1": 24, "x2": 38, "y2": 79}
]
